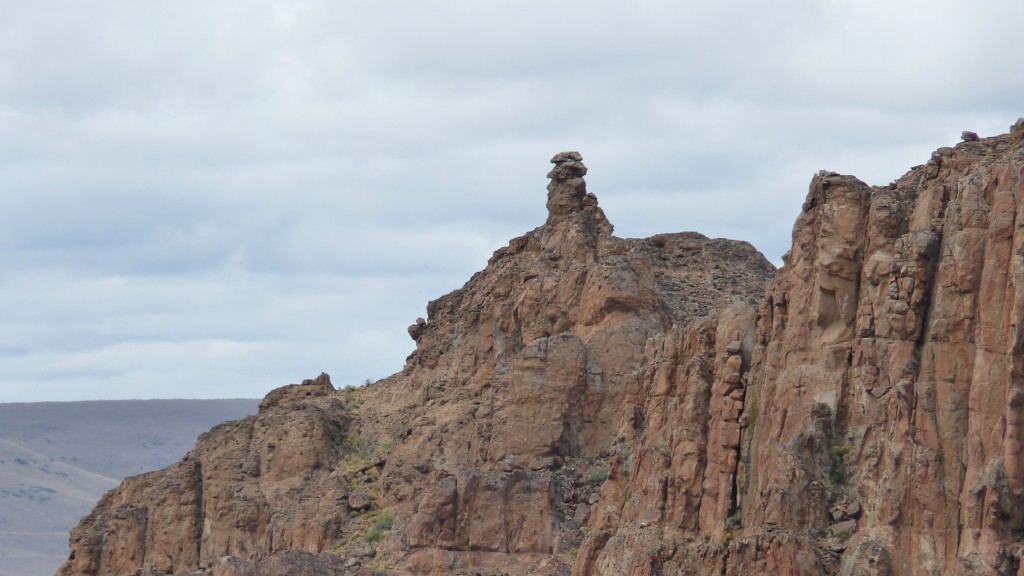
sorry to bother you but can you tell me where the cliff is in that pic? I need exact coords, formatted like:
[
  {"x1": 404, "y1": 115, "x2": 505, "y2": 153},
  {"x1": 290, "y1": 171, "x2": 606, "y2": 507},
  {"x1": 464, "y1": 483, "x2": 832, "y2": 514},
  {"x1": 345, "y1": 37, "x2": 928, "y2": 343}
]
[{"x1": 59, "y1": 119, "x2": 1024, "y2": 576}]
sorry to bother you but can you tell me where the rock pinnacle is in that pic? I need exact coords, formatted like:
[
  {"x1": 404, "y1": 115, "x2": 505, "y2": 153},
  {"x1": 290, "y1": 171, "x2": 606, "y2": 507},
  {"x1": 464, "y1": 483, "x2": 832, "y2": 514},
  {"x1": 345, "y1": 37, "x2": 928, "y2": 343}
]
[
  {"x1": 545, "y1": 151, "x2": 592, "y2": 217},
  {"x1": 541, "y1": 151, "x2": 613, "y2": 259}
]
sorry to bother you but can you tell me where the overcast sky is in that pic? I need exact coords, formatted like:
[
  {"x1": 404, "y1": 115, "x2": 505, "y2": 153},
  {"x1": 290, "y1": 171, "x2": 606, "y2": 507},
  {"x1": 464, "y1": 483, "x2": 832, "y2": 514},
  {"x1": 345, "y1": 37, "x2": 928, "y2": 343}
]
[{"x1": 1, "y1": 0, "x2": 1021, "y2": 402}]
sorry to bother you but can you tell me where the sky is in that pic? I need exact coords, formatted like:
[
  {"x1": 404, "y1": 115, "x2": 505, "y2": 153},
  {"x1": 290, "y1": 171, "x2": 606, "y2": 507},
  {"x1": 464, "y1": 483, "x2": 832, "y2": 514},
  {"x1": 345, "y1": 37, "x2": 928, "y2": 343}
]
[{"x1": 1, "y1": 0, "x2": 1022, "y2": 402}]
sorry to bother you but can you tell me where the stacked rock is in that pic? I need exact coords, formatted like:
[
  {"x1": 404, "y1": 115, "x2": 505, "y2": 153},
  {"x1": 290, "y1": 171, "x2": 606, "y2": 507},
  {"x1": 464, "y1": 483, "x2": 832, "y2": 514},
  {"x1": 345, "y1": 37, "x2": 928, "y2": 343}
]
[{"x1": 545, "y1": 151, "x2": 591, "y2": 217}]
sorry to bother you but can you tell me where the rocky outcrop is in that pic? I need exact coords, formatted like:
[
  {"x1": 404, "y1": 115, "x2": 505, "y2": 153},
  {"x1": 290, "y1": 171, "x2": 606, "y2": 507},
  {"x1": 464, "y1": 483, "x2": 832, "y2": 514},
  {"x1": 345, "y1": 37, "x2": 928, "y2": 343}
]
[
  {"x1": 340, "y1": 151, "x2": 773, "y2": 575},
  {"x1": 58, "y1": 120, "x2": 1024, "y2": 576},
  {"x1": 60, "y1": 374, "x2": 356, "y2": 576},
  {"x1": 737, "y1": 120, "x2": 1024, "y2": 576},
  {"x1": 58, "y1": 151, "x2": 774, "y2": 576},
  {"x1": 578, "y1": 120, "x2": 1024, "y2": 576}
]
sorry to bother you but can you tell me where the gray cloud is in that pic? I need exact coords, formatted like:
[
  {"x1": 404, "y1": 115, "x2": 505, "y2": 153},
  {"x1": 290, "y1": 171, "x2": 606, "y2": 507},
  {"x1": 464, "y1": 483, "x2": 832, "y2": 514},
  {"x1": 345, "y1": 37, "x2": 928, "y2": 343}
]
[{"x1": 1, "y1": 0, "x2": 1021, "y2": 401}]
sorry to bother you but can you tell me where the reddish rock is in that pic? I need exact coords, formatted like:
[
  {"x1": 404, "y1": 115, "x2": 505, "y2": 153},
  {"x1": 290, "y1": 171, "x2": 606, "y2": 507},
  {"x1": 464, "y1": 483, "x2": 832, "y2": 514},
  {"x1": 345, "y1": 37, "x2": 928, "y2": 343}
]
[
  {"x1": 347, "y1": 489, "x2": 371, "y2": 512},
  {"x1": 253, "y1": 550, "x2": 341, "y2": 576},
  {"x1": 57, "y1": 151, "x2": 774, "y2": 576},
  {"x1": 57, "y1": 122, "x2": 1024, "y2": 576},
  {"x1": 213, "y1": 556, "x2": 254, "y2": 576}
]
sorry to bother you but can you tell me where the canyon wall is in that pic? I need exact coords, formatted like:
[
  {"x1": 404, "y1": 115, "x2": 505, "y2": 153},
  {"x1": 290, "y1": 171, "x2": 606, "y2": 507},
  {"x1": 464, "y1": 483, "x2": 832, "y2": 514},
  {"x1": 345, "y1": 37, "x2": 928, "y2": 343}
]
[{"x1": 59, "y1": 120, "x2": 1024, "y2": 576}]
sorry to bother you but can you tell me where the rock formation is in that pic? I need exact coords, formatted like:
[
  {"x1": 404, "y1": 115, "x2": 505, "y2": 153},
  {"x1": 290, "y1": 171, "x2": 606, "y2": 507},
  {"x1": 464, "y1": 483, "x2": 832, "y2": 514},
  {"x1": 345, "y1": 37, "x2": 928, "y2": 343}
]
[{"x1": 58, "y1": 120, "x2": 1024, "y2": 576}]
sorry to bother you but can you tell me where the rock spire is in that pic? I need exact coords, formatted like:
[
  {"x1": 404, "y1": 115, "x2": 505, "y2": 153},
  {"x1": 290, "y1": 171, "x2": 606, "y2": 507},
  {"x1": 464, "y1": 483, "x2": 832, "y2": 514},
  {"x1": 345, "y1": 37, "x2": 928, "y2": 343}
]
[
  {"x1": 545, "y1": 150, "x2": 608, "y2": 226},
  {"x1": 56, "y1": 148, "x2": 777, "y2": 576},
  {"x1": 545, "y1": 150, "x2": 590, "y2": 216},
  {"x1": 542, "y1": 151, "x2": 613, "y2": 257}
]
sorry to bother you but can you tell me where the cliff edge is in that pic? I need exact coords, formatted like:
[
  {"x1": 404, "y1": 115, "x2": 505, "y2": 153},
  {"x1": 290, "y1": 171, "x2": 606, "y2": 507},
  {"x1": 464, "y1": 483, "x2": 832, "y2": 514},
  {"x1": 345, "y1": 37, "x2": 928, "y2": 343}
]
[{"x1": 59, "y1": 119, "x2": 1024, "y2": 576}]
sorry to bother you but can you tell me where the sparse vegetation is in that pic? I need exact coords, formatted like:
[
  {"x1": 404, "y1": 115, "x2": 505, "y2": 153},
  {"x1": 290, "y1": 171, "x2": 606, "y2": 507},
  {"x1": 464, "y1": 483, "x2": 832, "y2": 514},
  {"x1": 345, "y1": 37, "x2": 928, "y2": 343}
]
[
  {"x1": 344, "y1": 389, "x2": 366, "y2": 408},
  {"x1": 363, "y1": 513, "x2": 394, "y2": 543},
  {"x1": 338, "y1": 437, "x2": 387, "y2": 474},
  {"x1": 726, "y1": 512, "x2": 741, "y2": 529},
  {"x1": 587, "y1": 466, "x2": 609, "y2": 485},
  {"x1": 830, "y1": 444, "x2": 849, "y2": 486}
]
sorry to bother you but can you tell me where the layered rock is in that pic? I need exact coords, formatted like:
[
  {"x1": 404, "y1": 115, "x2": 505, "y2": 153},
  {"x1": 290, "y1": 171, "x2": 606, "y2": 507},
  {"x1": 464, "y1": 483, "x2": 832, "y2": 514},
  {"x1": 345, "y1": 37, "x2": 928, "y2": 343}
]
[
  {"x1": 340, "y1": 152, "x2": 773, "y2": 575},
  {"x1": 578, "y1": 120, "x2": 1024, "y2": 576},
  {"x1": 58, "y1": 120, "x2": 1024, "y2": 576},
  {"x1": 60, "y1": 373, "x2": 353, "y2": 576},
  {"x1": 58, "y1": 152, "x2": 774, "y2": 576},
  {"x1": 738, "y1": 120, "x2": 1024, "y2": 576}
]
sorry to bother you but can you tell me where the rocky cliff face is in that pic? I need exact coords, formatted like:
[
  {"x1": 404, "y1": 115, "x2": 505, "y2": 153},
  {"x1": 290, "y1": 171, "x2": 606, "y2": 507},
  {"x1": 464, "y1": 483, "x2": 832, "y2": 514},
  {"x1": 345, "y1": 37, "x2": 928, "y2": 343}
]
[{"x1": 59, "y1": 120, "x2": 1024, "y2": 576}]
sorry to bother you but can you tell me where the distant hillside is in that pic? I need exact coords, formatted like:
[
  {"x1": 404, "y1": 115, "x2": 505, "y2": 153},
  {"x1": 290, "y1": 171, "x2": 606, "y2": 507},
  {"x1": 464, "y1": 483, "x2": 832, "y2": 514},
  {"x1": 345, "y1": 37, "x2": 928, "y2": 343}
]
[{"x1": 0, "y1": 399, "x2": 259, "y2": 576}]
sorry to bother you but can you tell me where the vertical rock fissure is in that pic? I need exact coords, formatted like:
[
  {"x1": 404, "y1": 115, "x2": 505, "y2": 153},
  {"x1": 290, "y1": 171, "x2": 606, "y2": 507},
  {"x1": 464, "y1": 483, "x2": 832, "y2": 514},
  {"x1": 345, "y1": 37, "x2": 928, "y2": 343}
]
[
  {"x1": 725, "y1": 350, "x2": 746, "y2": 534},
  {"x1": 956, "y1": 459, "x2": 967, "y2": 556},
  {"x1": 194, "y1": 460, "x2": 204, "y2": 568},
  {"x1": 95, "y1": 534, "x2": 107, "y2": 576},
  {"x1": 139, "y1": 513, "x2": 149, "y2": 572},
  {"x1": 906, "y1": 177, "x2": 949, "y2": 452},
  {"x1": 511, "y1": 306, "x2": 524, "y2": 353},
  {"x1": 912, "y1": 231, "x2": 943, "y2": 354}
]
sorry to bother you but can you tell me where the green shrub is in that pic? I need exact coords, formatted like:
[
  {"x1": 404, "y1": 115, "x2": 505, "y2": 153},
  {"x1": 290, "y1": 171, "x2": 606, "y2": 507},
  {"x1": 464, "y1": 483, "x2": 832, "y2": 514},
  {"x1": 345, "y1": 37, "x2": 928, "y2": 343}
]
[
  {"x1": 339, "y1": 437, "x2": 378, "y2": 474},
  {"x1": 375, "y1": 514, "x2": 395, "y2": 531},
  {"x1": 587, "y1": 466, "x2": 609, "y2": 485},
  {"x1": 364, "y1": 513, "x2": 395, "y2": 543},
  {"x1": 830, "y1": 445, "x2": 849, "y2": 486}
]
